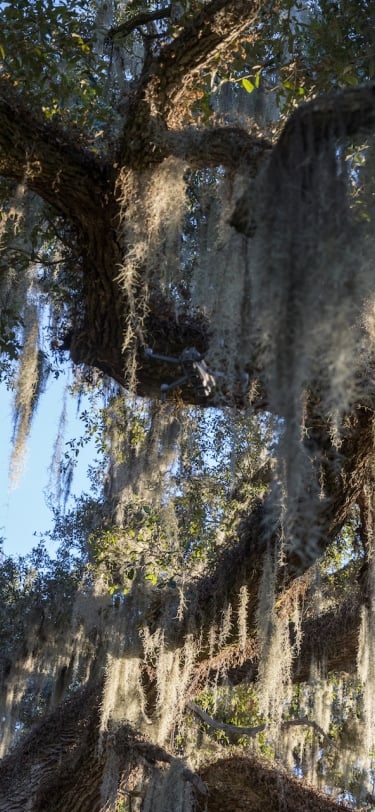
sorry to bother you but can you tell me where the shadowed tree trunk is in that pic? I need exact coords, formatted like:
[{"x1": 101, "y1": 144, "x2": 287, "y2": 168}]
[{"x1": 0, "y1": 1, "x2": 374, "y2": 809}]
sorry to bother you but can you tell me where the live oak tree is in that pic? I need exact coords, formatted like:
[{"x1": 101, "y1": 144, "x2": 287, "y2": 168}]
[{"x1": 0, "y1": 1, "x2": 374, "y2": 810}]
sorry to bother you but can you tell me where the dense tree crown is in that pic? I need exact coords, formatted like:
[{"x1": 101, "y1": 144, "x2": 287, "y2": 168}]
[{"x1": 0, "y1": 1, "x2": 374, "y2": 810}]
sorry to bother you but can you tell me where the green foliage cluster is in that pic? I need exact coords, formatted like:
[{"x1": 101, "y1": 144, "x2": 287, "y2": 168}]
[
  {"x1": 87, "y1": 505, "x2": 171, "y2": 593},
  {"x1": 0, "y1": 0, "x2": 114, "y2": 133},
  {"x1": 0, "y1": 305, "x2": 22, "y2": 364},
  {"x1": 201, "y1": 0, "x2": 373, "y2": 123},
  {"x1": 0, "y1": 534, "x2": 83, "y2": 727},
  {"x1": 196, "y1": 683, "x2": 264, "y2": 747},
  {"x1": 315, "y1": 509, "x2": 363, "y2": 610}
]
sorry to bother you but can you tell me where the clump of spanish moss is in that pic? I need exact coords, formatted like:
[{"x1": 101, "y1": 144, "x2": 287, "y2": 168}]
[{"x1": 10, "y1": 303, "x2": 47, "y2": 485}]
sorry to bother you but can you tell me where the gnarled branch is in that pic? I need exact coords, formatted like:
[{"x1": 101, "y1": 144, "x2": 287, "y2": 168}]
[
  {"x1": 187, "y1": 700, "x2": 335, "y2": 747},
  {"x1": 0, "y1": 78, "x2": 109, "y2": 226}
]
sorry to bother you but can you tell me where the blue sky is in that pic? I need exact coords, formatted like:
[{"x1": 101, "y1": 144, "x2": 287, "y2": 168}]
[{"x1": 0, "y1": 371, "x2": 97, "y2": 559}]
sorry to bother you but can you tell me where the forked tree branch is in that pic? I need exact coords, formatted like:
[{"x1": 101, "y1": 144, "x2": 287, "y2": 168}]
[
  {"x1": 120, "y1": 0, "x2": 264, "y2": 139},
  {"x1": 151, "y1": 0, "x2": 263, "y2": 93}
]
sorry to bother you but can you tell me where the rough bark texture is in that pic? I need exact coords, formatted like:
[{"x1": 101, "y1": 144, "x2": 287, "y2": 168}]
[
  {"x1": 198, "y1": 756, "x2": 351, "y2": 812},
  {"x1": 0, "y1": 1, "x2": 374, "y2": 809},
  {"x1": 0, "y1": 683, "x2": 351, "y2": 812},
  {"x1": 0, "y1": 66, "x2": 373, "y2": 406}
]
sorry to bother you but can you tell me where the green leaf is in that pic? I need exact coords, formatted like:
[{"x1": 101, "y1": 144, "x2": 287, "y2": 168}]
[{"x1": 241, "y1": 78, "x2": 255, "y2": 93}]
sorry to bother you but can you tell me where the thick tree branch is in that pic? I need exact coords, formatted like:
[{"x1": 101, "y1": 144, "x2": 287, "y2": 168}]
[
  {"x1": 278, "y1": 80, "x2": 375, "y2": 148},
  {"x1": 147, "y1": 0, "x2": 264, "y2": 116},
  {"x1": 189, "y1": 593, "x2": 361, "y2": 696},
  {"x1": 119, "y1": 0, "x2": 265, "y2": 158},
  {"x1": 0, "y1": 680, "x2": 346, "y2": 812},
  {"x1": 0, "y1": 78, "x2": 110, "y2": 228},
  {"x1": 199, "y1": 755, "x2": 351, "y2": 812},
  {"x1": 115, "y1": 726, "x2": 208, "y2": 797},
  {"x1": 165, "y1": 126, "x2": 272, "y2": 172},
  {"x1": 231, "y1": 81, "x2": 375, "y2": 235},
  {"x1": 108, "y1": 7, "x2": 172, "y2": 41},
  {"x1": 2, "y1": 74, "x2": 373, "y2": 414},
  {"x1": 141, "y1": 408, "x2": 373, "y2": 664},
  {"x1": 0, "y1": 683, "x2": 103, "y2": 812}
]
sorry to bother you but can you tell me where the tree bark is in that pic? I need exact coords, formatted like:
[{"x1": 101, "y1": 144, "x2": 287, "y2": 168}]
[
  {"x1": 0, "y1": 79, "x2": 373, "y2": 405},
  {"x1": 0, "y1": 5, "x2": 374, "y2": 807},
  {"x1": 199, "y1": 755, "x2": 350, "y2": 812},
  {"x1": 0, "y1": 681, "x2": 351, "y2": 812}
]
